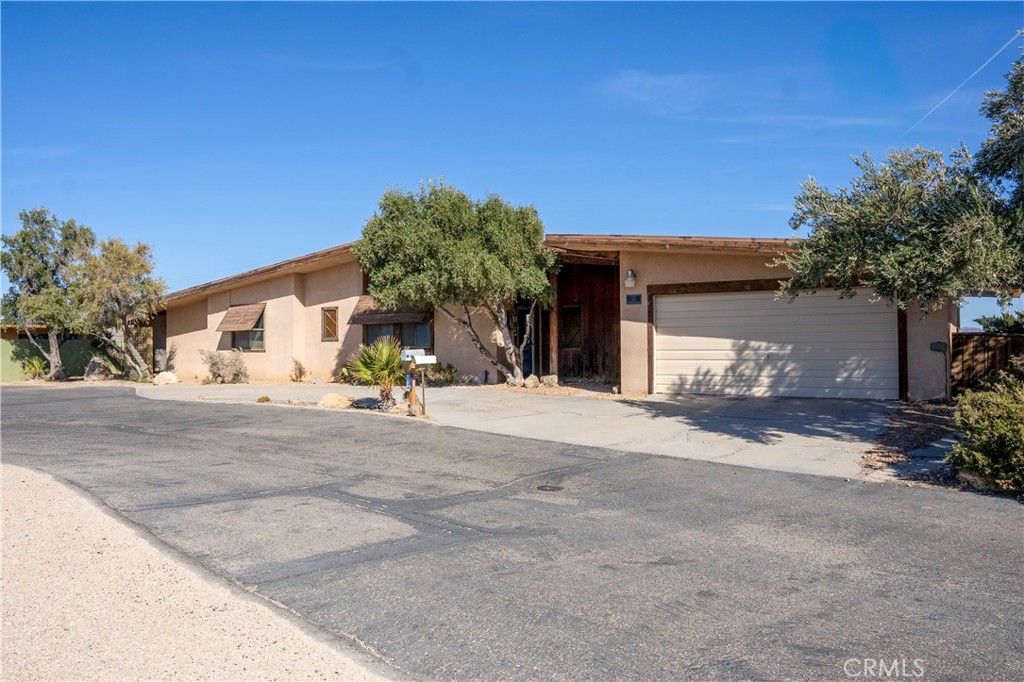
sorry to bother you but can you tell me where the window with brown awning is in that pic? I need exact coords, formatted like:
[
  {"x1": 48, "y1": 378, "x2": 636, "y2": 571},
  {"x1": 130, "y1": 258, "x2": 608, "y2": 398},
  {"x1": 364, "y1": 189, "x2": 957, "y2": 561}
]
[
  {"x1": 348, "y1": 295, "x2": 429, "y2": 325},
  {"x1": 216, "y1": 303, "x2": 267, "y2": 332}
]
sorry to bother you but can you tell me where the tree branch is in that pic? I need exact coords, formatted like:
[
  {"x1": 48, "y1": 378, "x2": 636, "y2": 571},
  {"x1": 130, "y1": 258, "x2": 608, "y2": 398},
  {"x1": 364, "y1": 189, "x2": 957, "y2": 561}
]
[
  {"x1": 20, "y1": 323, "x2": 47, "y2": 356},
  {"x1": 436, "y1": 305, "x2": 510, "y2": 379},
  {"x1": 517, "y1": 299, "x2": 538, "y2": 357}
]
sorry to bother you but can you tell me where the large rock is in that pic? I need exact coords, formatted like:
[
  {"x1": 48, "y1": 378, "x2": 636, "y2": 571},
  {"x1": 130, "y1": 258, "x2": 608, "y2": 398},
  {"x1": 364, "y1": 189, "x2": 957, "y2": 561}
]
[
  {"x1": 317, "y1": 392, "x2": 352, "y2": 409},
  {"x1": 540, "y1": 374, "x2": 559, "y2": 387},
  {"x1": 151, "y1": 371, "x2": 179, "y2": 386},
  {"x1": 84, "y1": 358, "x2": 113, "y2": 382},
  {"x1": 524, "y1": 374, "x2": 541, "y2": 389}
]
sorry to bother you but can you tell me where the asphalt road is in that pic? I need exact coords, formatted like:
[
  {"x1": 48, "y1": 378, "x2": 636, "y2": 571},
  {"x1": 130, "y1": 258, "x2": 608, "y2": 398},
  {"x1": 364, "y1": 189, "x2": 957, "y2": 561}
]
[{"x1": 3, "y1": 386, "x2": 1022, "y2": 681}]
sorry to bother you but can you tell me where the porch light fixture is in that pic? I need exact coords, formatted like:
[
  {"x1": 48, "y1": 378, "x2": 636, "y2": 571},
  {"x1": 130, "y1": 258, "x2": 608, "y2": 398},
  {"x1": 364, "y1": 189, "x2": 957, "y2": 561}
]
[{"x1": 624, "y1": 268, "x2": 636, "y2": 288}]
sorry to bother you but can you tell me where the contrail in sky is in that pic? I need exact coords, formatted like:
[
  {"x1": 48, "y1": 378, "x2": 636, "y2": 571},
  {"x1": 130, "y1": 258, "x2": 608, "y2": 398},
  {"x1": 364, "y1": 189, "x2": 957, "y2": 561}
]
[{"x1": 902, "y1": 29, "x2": 1022, "y2": 138}]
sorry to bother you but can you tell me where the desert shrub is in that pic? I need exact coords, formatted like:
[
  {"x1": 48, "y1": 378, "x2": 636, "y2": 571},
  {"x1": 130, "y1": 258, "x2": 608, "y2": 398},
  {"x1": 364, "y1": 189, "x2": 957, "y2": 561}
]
[
  {"x1": 424, "y1": 362, "x2": 458, "y2": 386},
  {"x1": 290, "y1": 357, "x2": 307, "y2": 383},
  {"x1": 199, "y1": 349, "x2": 249, "y2": 384},
  {"x1": 256, "y1": 395, "x2": 272, "y2": 403},
  {"x1": 336, "y1": 366, "x2": 363, "y2": 385},
  {"x1": 947, "y1": 356, "x2": 1024, "y2": 489},
  {"x1": 345, "y1": 336, "x2": 404, "y2": 409},
  {"x1": 21, "y1": 356, "x2": 48, "y2": 380}
]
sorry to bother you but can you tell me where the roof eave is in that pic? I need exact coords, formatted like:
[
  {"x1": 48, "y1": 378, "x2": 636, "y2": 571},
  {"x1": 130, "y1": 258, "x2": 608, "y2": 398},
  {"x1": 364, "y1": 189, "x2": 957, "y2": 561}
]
[{"x1": 164, "y1": 241, "x2": 357, "y2": 308}]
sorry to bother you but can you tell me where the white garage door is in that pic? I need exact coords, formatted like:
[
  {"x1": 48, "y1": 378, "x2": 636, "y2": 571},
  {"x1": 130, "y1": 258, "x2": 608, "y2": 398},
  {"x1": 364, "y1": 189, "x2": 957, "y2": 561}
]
[{"x1": 653, "y1": 289, "x2": 898, "y2": 399}]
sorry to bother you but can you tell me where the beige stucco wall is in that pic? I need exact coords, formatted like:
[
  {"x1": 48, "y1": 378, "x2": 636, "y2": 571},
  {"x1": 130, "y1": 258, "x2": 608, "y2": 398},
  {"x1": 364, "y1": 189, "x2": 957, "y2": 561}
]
[
  {"x1": 165, "y1": 259, "x2": 503, "y2": 384},
  {"x1": 433, "y1": 307, "x2": 504, "y2": 384},
  {"x1": 168, "y1": 276, "x2": 302, "y2": 382},
  {"x1": 905, "y1": 301, "x2": 957, "y2": 401},
  {"x1": 617, "y1": 250, "x2": 782, "y2": 394},
  {"x1": 301, "y1": 263, "x2": 364, "y2": 380},
  {"x1": 165, "y1": 298, "x2": 214, "y2": 381},
  {"x1": 214, "y1": 276, "x2": 301, "y2": 381}
]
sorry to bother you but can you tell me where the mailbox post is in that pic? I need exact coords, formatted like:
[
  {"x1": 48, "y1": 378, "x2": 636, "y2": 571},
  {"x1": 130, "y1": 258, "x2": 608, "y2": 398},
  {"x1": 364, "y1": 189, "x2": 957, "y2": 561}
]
[{"x1": 400, "y1": 349, "x2": 437, "y2": 416}]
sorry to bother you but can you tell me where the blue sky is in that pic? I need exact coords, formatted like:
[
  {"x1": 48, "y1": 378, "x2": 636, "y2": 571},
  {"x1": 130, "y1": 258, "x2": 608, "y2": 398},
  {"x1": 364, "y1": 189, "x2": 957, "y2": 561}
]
[{"x1": 1, "y1": 2, "x2": 1021, "y2": 323}]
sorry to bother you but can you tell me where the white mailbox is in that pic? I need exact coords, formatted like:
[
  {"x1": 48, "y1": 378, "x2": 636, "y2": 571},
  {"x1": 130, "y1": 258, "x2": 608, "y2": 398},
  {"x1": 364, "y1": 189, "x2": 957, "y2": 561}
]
[
  {"x1": 411, "y1": 355, "x2": 437, "y2": 367},
  {"x1": 401, "y1": 348, "x2": 426, "y2": 362}
]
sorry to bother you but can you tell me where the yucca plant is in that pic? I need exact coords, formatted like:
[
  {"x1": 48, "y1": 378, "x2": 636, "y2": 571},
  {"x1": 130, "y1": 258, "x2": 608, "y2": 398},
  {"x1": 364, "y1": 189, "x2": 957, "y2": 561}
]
[
  {"x1": 21, "y1": 356, "x2": 48, "y2": 380},
  {"x1": 345, "y1": 336, "x2": 405, "y2": 409}
]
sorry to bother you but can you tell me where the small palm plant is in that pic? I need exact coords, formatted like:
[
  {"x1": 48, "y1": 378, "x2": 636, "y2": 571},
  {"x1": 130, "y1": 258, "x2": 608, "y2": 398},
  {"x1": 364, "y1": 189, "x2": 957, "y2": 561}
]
[
  {"x1": 345, "y1": 336, "x2": 405, "y2": 410},
  {"x1": 21, "y1": 356, "x2": 48, "y2": 380}
]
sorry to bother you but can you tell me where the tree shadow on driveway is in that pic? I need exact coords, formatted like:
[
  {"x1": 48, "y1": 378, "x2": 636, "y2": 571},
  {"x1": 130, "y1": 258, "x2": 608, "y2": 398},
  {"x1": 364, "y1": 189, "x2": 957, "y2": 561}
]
[{"x1": 622, "y1": 394, "x2": 896, "y2": 446}]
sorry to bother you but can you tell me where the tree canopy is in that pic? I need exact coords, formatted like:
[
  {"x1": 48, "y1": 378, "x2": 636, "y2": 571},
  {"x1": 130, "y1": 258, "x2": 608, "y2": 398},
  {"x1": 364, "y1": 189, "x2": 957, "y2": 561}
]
[
  {"x1": 352, "y1": 181, "x2": 557, "y2": 383},
  {"x1": 775, "y1": 50, "x2": 1024, "y2": 312},
  {"x1": 1, "y1": 208, "x2": 95, "y2": 379},
  {"x1": 975, "y1": 309, "x2": 1024, "y2": 334},
  {"x1": 775, "y1": 148, "x2": 1020, "y2": 311},
  {"x1": 975, "y1": 48, "x2": 1024, "y2": 211},
  {"x1": 73, "y1": 238, "x2": 166, "y2": 379},
  {"x1": 1, "y1": 208, "x2": 165, "y2": 380}
]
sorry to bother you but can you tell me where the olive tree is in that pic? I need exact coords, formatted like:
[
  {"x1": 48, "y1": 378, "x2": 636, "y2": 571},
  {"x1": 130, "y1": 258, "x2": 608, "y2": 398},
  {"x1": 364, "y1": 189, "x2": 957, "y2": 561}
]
[
  {"x1": 774, "y1": 147, "x2": 1021, "y2": 311},
  {"x1": 353, "y1": 181, "x2": 557, "y2": 385},
  {"x1": 775, "y1": 51, "x2": 1024, "y2": 310}
]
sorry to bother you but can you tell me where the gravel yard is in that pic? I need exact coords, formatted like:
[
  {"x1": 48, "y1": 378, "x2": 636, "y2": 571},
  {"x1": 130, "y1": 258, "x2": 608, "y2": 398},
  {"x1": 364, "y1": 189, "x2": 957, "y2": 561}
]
[{"x1": 1, "y1": 464, "x2": 394, "y2": 682}]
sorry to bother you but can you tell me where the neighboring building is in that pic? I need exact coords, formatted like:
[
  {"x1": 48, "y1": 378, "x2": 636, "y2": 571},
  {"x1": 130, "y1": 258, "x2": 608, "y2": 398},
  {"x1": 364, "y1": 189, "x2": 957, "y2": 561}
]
[
  {"x1": 158, "y1": 234, "x2": 957, "y2": 401},
  {"x1": 1, "y1": 325, "x2": 98, "y2": 380}
]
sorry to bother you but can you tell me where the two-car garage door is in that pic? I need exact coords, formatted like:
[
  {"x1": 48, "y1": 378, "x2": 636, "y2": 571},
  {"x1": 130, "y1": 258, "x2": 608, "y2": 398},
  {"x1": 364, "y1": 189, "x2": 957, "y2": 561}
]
[{"x1": 653, "y1": 289, "x2": 899, "y2": 399}]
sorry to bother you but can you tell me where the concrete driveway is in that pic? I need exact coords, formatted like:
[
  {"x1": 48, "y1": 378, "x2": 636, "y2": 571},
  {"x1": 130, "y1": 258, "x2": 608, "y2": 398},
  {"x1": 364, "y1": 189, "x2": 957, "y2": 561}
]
[
  {"x1": 3, "y1": 386, "x2": 1020, "y2": 681},
  {"x1": 137, "y1": 383, "x2": 896, "y2": 478}
]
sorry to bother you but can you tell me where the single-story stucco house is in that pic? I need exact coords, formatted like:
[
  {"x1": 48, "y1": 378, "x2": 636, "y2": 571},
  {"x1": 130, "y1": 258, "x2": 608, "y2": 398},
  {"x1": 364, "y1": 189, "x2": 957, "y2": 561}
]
[{"x1": 156, "y1": 234, "x2": 957, "y2": 401}]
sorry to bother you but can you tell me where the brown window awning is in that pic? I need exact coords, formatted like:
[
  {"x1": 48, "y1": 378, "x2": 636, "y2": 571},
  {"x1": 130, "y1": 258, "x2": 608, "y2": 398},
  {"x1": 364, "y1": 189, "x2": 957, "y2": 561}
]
[
  {"x1": 216, "y1": 303, "x2": 266, "y2": 332},
  {"x1": 348, "y1": 295, "x2": 429, "y2": 325}
]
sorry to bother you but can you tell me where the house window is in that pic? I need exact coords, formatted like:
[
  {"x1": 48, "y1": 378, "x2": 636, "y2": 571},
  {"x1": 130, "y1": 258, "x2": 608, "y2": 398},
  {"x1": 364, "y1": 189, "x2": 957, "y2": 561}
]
[
  {"x1": 559, "y1": 305, "x2": 582, "y2": 349},
  {"x1": 233, "y1": 312, "x2": 265, "y2": 351},
  {"x1": 364, "y1": 321, "x2": 432, "y2": 350},
  {"x1": 322, "y1": 307, "x2": 339, "y2": 342}
]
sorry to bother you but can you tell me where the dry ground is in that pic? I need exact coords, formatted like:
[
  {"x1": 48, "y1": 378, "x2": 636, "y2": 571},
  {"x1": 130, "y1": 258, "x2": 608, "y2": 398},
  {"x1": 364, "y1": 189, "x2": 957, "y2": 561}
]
[{"x1": 1, "y1": 464, "x2": 393, "y2": 681}]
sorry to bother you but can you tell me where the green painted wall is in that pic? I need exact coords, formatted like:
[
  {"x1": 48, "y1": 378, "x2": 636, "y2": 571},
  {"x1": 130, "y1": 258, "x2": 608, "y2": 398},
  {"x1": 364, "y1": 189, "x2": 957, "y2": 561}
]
[{"x1": 1, "y1": 339, "x2": 100, "y2": 380}]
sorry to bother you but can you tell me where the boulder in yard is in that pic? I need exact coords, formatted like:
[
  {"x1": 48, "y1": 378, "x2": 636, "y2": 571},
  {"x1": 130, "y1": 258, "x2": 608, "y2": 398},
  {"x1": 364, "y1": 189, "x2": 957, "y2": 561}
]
[
  {"x1": 84, "y1": 358, "x2": 114, "y2": 382},
  {"x1": 151, "y1": 371, "x2": 179, "y2": 386},
  {"x1": 540, "y1": 374, "x2": 558, "y2": 387},
  {"x1": 524, "y1": 374, "x2": 540, "y2": 389},
  {"x1": 317, "y1": 392, "x2": 352, "y2": 409}
]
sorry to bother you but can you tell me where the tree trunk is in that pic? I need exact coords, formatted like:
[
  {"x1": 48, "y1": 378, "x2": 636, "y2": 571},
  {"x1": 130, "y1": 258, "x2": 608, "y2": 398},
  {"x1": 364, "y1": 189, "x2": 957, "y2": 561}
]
[
  {"x1": 122, "y1": 336, "x2": 150, "y2": 379},
  {"x1": 492, "y1": 302, "x2": 527, "y2": 386},
  {"x1": 436, "y1": 305, "x2": 517, "y2": 383},
  {"x1": 42, "y1": 329, "x2": 66, "y2": 381},
  {"x1": 20, "y1": 326, "x2": 66, "y2": 380},
  {"x1": 102, "y1": 322, "x2": 151, "y2": 380}
]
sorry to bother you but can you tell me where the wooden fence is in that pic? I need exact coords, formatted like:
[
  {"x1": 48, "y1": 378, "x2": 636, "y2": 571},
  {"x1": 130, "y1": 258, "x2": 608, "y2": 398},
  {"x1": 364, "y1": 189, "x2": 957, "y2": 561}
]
[{"x1": 951, "y1": 332, "x2": 1024, "y2": 394}]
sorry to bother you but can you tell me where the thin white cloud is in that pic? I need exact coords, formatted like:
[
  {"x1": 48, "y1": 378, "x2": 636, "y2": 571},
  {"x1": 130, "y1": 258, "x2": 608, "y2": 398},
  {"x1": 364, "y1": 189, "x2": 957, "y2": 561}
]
[
  {"x1": 3, "y1": 145, "x2": 78, "y2": 160},
  {"x1": 714, "y1": 113, "x2": 894, "y2": 128},
  {"x1": 268, "y1": 54, "x2": 396, "y2": 72},
  {"x1": 599, "y1": 69, "x2": 711, "y2": 111},
  {"x1": 599, "y1": 69, "x2": 894, "y2": 129}
]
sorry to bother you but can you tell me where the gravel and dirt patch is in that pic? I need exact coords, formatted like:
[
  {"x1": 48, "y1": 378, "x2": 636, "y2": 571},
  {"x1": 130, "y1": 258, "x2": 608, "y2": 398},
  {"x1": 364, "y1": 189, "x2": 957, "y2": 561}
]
[
  {"x1": 863, "y1": 403, "x2": 957, "y2": 466},
  {"x1": 1, "y1": 464, "x2": 394, "y2": 681},
  {"x1": 861, "y1": 403, "x2": 959, "y2": 486},
  {"x1": 476, "y1": 381, "x2": 647, "y2": 401}
]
